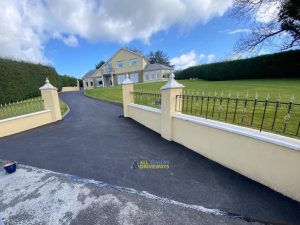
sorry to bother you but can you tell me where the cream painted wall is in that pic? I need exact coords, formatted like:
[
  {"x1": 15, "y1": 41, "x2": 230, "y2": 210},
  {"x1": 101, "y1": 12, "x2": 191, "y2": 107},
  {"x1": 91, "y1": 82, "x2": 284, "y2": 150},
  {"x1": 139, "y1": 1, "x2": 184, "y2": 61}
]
[
  {"x1": 123, "y1": 77, "x2": 300, "y2": 202},
  {"x1": 0, "y1": 110, "x2": 53, "y2": 138},
  {"x1": 172, "y1": 113, "x2": 300, "y2": 202},
  {"x1": 61, "y1": 87, "x2": 79, "y2": 92},
  {"x1": 128, "y1": 103, "x2": 161, "y2": 134}
]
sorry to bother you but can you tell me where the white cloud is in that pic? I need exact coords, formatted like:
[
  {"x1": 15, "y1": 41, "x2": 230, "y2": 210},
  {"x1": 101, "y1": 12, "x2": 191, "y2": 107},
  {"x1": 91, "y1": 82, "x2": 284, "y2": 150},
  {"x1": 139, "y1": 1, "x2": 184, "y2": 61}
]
[
  {"x1": 171, "y1": 50, "x2": 197, "y2": 70},
  {"x1": 255, "y1": 2, "x2": 280, "y2": 23},
  {"x1": 228, "y1": 29, "x2": 251, "y2": 35},
  {"x1": 207, "y1": 54, "x2": 215, "y2": 63},
  {"x1": 53, "y1": 33, "x2": 79, "y2": 47},
  {"x1": 0, "y1": 0, "x2": 233, "y2": 64},
  {"x1": 171, "y1": 51, "x2": 216, "y2": 70}
]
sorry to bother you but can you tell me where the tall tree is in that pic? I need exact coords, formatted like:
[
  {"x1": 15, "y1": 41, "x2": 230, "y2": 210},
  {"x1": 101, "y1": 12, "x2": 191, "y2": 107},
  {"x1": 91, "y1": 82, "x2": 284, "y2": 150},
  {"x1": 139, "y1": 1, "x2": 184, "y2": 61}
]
[
  {"x1": 232, "y1": 0, "x2": 300, "y2": 54},
  {"x1": 95, "y1": 60, "x2": 105, "y2": 69},
  {"x1": 147, "y1": 50, "x2": 171, "y2": 66}
]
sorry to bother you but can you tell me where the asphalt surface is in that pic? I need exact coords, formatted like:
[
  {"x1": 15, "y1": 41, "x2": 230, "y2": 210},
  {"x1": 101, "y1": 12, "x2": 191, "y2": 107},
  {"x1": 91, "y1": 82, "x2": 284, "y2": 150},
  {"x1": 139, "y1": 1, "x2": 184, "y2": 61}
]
[
  {"x1": 0, "y1": 91, "x2": 299, "y2": 225},
  {"x1": 0, "y1": 163, "x2": 262, "y2": 225}
]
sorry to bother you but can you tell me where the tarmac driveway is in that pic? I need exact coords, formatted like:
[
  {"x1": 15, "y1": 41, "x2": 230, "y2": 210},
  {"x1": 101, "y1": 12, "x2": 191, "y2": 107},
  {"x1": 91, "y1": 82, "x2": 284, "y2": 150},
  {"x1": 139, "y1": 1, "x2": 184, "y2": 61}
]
[{"x1": 0, "y1": 92, "x2": 299, "y2": 224}]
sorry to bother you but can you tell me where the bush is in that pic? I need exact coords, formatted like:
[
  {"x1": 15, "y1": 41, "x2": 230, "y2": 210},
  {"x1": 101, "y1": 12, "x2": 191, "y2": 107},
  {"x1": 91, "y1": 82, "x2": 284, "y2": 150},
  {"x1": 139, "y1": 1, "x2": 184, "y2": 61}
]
[
  {"x1": 60, "y1": 75, "x2": 78, "y2": 87},
  {"x1": 0, "y1": 58, "x2": 77, "y2": 104},
  {"x1": 175, "y1": 50, "x2": 300, "y2": 81}
]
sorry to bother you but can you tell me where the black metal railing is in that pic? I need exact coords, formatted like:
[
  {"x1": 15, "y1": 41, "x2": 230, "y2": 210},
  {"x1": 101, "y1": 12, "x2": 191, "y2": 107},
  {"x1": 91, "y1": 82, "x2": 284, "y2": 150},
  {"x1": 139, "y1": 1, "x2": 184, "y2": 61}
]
[
  {"x1": 0, "y1": 97, "x2": 45, "y2": 120},
  {"x1": 131, "y1": 91, "x2": 161, "y2": 109},
  {"x1": 176, "y1": 93, "x2": 300, "y2": 138}
]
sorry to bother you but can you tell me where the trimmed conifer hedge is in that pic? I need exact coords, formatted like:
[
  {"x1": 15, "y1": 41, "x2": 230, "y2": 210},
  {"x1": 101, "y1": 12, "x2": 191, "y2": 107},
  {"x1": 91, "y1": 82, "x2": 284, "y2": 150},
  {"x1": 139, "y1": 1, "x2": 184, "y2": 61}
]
[
  {"x1": 175, "y1": 50, "x2": 300, "y2": 81},
  {"x1": 0, "y1": 58, "x2": 77, "y2": 104}
]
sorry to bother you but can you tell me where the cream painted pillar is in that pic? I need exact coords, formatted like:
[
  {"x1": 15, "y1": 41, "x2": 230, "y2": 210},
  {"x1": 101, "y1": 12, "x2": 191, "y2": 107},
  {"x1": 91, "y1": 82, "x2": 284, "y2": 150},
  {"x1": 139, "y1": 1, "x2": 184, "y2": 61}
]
[
  {"x1": 160, "y1": 73, "x2": 184, "y2": 141},
  {"x1": 39, "y1": 78, "x2": 62, "y2": 122},
  {"x1": 122, "y1": 74, "x2": 133, "y2": 117}
]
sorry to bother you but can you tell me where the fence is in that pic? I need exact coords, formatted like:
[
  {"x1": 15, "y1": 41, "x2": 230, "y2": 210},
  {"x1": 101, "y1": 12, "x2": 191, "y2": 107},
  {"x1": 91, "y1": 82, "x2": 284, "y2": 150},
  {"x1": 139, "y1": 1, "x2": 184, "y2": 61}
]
[
  {"x1": 0, "y1": 78, "x2": 62, "y2": 138},
  {"x1": 0, "y1": 97, "x2": 44, "y2": 120},
  {"x1": 176, "y1": 93, "x2": 300, "y2": 138},
  {"x1": 131, "y1": 91, "x2": 161, "y2": 109}
]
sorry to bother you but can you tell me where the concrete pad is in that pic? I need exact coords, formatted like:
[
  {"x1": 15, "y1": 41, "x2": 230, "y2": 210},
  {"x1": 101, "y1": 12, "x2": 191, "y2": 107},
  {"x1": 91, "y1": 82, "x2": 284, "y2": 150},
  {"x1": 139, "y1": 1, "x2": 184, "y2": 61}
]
[{"x1": 0, "y1": 164, "x2": 261, "y2": 225}]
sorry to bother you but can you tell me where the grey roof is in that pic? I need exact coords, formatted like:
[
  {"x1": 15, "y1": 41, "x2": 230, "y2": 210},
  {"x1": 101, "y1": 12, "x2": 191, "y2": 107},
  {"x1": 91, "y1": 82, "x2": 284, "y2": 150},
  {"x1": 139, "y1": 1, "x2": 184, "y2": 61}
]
[
  {"x1": 144, "y1": 63, "x2": 173, "y2": 72},
  {"x1": 82, "y1": 69, "x2": 97, "y2": 78}
]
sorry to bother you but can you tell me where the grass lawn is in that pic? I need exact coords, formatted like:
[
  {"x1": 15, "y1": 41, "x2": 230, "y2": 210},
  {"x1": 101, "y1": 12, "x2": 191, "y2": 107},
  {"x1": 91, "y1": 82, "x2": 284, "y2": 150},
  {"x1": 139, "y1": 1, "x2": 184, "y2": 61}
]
[
  {"x1": 85, "y1": 79, "x2": 300, "y2": 104},
  {"x1": 59, "y1": 99, "x2": 68, "y2": 116},
  {"x1": 0, "y1": 97, "x2": 69, "y2": 120},
  {"x1": 85, "y1": 79, "x2": 300, "y2": 138}
]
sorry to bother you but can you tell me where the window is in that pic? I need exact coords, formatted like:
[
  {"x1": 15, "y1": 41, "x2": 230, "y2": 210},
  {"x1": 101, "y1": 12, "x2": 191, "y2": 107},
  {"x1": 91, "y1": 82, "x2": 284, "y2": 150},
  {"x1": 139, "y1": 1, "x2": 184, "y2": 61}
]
[
  {"x1": 117, "y1": 74, "x2": 126, "y2": 85},
  {"x1": 105, "y1": 62, "x2": 112, "y2": 73},
  {"x1": 116, "y1": 61, "x2": 125, "y2": 68},
  {"x1": 130, "y1": 73, "x2": 139, "y2": 83},
  {"x1": 145, "y1": 74, "x2": 149, "y2": 80},
  {"x1": 156, "y1": 73, "x2": 161, "y2": 79},
  {"x1": 97, "y1": 78, "x2": 103, "y2": 87},
  {"x1": 86, "y1": 82, "x2": 89, "y2": 87},
  {"x1": 151, "y1": 74, "x2": 155, "y2": 80},
  {"x1": 129, "y1": 58, "x2": 138, "y2": 66},
  {"x1": 90, "y1": 81, "x2": 94, "y2": 87}
]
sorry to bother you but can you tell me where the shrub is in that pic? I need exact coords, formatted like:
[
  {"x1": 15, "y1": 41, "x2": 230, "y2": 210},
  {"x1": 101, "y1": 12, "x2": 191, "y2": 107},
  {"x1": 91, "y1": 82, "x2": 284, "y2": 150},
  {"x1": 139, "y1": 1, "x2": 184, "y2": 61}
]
[
  {"x1": 0, "y1": 58, "x2": 77, "y2": 104},
  {"x1": 175, "y1": 50, "x2": 300, "y2": 81}
]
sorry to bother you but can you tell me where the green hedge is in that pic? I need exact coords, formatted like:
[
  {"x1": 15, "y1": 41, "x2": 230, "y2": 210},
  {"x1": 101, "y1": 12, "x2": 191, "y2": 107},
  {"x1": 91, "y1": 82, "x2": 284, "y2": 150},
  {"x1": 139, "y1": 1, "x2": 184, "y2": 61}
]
[
  {"x1": 0, "y1": 58, "x2": 77, "y2": 104},
  {"x1": 175, "y1": 50, "x2": 300, "y2": 81}
]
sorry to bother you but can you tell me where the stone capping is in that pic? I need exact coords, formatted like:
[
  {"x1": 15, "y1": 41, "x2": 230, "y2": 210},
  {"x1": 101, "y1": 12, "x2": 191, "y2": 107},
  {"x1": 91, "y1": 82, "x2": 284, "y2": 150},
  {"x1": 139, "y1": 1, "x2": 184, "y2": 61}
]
[
  {"x1": 174, "y1": 113, "x2": 300, "y2": 151},
  {"x1": 128, "y1": 103, "x2": 161, "y2": 114},
  {"x1": 122, "y1": 74, "x2": 133, "y2": 85},
  {"x1": 160, "y1": 72, "x2": 184, "y2": 90},
  {"x1": 39, "y1": 78, "x2": 57, "y2": 90},
  {"x1": 0, "y1": 110, "x2": 51, "y2": 123}
]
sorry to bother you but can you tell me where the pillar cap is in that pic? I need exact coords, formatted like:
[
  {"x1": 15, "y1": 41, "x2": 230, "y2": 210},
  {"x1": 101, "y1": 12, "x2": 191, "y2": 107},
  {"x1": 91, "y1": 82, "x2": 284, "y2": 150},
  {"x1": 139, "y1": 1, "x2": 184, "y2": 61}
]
[
  {"x1": 161, "y1": 72, "x2": 184, "y2": 90},
  {"x1": 39, "y1": 78, "x2": 57, "y2": 90},
  {"x1": 122, "y1": 74, "x2": 133, "y2": 85}
]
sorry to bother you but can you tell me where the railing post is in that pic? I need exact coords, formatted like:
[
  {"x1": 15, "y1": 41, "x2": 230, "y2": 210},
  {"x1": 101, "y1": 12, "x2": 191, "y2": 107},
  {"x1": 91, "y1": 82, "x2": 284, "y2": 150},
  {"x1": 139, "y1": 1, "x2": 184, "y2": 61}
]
[
  {"x1": 39, "y1": 78, "x2": 62, "y2": 122},
  {"x1": 122, "y1": 74, "x2": 133, "y2": 117},
  {"x1": 160, "y1": 72, "x2": 184, "y2": 141}
]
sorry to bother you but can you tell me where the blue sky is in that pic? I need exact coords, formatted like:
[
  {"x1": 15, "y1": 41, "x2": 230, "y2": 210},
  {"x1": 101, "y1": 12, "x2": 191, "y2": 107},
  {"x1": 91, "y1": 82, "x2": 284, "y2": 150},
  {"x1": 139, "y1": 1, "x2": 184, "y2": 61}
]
[
  {"x1": 45, "y1": 12, "x2": 242, "y2": 78},
  {"x1": 0, "y1": 0, "x2": 277, "y2": 78}
]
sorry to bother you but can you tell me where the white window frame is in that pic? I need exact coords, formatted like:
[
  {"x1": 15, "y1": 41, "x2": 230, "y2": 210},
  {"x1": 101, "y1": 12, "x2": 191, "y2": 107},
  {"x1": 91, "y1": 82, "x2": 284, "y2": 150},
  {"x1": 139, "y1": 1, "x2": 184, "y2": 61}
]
[
  {"x1": 117, "y1": 74, "x2": 126, "y2": 85},
  {"x1": 151, "y1": 74, "x2": 155, "y2": 80},
  {"x1": 129, "y1": 58, "x2": 138, "y2": 67},
  {"x1": 145, "y1": 74, "x2": 149, "y2": 81},
  {"x1": 130, "y1": 73, "x2": 139, "y2": 83},
  {"x1": 105, "y1": 62, "x2": 112, "y2": 73},
  {"x1": 116, "y1": 61, "x2": 125, "y2": 68}
]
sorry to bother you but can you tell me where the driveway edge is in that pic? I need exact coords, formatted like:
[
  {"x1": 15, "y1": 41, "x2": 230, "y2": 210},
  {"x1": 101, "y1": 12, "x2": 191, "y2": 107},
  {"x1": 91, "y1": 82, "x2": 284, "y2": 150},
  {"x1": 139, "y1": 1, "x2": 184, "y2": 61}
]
[{"x1": 83, "y1": 91, "x2": 122, "y2": 107}]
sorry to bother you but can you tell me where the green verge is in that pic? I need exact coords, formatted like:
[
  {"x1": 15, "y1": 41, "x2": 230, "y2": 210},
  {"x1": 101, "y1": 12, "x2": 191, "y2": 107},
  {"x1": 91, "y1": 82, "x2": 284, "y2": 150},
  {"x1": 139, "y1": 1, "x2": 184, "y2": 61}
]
[
  {"x1": 0, "y1": 97, "x2": 69, "y2": 120},
  {"x1": 85, "y1": 79, "x2": 300, "y2": 104},
  {"x1": 59, "y1": 99, "x2": 68, "y2": 116},
  {"x1": 84, "y1": 79, "x2": 300, "y2": 139}
]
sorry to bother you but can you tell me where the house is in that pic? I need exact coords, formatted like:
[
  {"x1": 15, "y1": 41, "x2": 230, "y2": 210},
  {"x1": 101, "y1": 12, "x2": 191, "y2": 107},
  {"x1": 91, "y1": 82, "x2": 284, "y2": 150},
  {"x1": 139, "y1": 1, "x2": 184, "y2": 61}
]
[
  {"x1": 143, "y1": 63, "x2": 173, "y2": 82},
  {"x1": 82, "y1": 69, "x2": 102, "y2": 90},
  {"x1": 83, "y1": 48, "x2": 148, "y2": 90}
]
